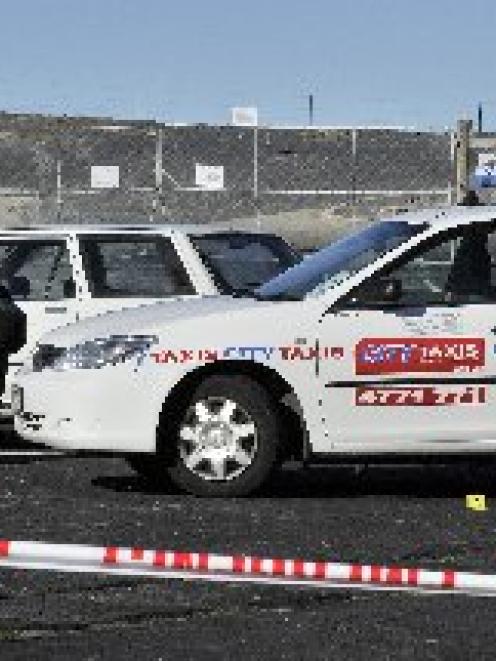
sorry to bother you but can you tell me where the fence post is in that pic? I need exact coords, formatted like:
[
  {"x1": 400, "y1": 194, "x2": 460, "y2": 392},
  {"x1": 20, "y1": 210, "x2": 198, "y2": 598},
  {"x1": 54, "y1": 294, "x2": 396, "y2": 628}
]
[
  {"x1": 253, "y1": 126, "x2": 259, "y2": 227},
  {"x1": 56, "y1": 158, "x2": 62, "y2": 222},
  {"x1": 154, "y1": 126, "x2": 164, "y2": 222},
  {"x1": 455, "y1": 119, "x2": 472, "y2": 203},
  {"x1": 351, "y1": 128, "x2": 357, "y2": 216}
]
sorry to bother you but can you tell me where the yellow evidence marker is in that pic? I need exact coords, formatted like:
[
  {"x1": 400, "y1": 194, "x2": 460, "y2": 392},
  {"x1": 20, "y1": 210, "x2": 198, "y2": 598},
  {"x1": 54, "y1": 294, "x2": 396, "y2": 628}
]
[{"x1": 466, "y1": 495, "x2": 488, "y2": 511}]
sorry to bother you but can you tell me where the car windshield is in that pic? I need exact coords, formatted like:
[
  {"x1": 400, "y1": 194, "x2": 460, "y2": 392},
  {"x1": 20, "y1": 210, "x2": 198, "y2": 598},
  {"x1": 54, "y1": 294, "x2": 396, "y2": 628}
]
[
  {"x1": 255, "y1": 220, "x2": 427, "y2": 301},
  {"x1": 190, "y1": 232, "x2": 300, "y2": 295}
]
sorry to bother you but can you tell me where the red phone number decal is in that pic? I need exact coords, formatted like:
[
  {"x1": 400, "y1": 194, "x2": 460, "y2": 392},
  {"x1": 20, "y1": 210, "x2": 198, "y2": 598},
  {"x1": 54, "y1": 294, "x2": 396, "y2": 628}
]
[
  {"x1": 356, "y1": 386, "x2": 486, "y2": 407},
  {"x1": 355, "y1": 338, "x2": 485, "y2": 375}
]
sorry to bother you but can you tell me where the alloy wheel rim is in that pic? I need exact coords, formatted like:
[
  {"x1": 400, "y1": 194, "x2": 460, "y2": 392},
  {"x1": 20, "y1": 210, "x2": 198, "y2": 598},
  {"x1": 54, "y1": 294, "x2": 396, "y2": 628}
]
[{"x1": 178, "y1": 396, "x2": 258, "y2": 482}]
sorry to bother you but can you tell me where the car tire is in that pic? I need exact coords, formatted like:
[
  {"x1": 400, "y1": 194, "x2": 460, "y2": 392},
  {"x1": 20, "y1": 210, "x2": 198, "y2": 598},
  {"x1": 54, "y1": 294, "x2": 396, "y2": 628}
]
[{"x1": 165, "y1": 375, "x2": 280, "y2": 497}]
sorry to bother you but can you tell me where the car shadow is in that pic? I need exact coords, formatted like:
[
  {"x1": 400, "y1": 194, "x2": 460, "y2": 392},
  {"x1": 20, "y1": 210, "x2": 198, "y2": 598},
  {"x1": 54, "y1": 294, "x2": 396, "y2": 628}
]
[
  {"x1": 92, "y1": 473, "x2": 183, "y2": 496},
  {"x1": 262, "y1": 463, "x2": 496, "y2": 499},
  {"x1": 0, "y1": 431, "x2": 64, "y2": 464},
  {"x1": 92, "y1": 461, "x2": 496, "y2": 499},
  {"x1": 0, "y1": 453, "x2": 64, "y2": 465}
]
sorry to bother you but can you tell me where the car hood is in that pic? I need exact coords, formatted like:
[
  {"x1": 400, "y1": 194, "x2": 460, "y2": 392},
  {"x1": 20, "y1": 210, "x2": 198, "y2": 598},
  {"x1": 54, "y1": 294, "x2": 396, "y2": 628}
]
[{"x1": 40, "y1": 295, "x2": 278, "y2": 346}]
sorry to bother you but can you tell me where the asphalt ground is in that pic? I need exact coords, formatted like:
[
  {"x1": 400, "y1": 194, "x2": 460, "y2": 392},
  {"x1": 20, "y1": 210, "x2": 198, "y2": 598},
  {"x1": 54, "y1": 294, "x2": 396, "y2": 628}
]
[{"x1": 1, "y1": 454, "x2": 496, "y2": 659}]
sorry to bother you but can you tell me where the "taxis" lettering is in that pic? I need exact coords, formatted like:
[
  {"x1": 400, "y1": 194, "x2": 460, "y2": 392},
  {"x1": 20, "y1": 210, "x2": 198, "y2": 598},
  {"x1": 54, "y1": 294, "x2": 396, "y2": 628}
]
[{"x1": 355, "y1": 338, "x2": 485, "y2": 375}]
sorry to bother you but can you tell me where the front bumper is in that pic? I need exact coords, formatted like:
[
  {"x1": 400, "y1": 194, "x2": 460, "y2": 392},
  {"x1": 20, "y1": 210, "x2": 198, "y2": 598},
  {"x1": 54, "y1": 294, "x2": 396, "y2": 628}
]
[{"x1": 12, "y1": 364, "x2": 168, "y2": 453}]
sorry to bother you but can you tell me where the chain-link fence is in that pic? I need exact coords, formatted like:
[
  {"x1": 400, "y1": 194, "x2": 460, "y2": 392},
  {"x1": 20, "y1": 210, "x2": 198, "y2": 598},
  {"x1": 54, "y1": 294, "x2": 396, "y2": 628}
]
[{"x1": 0, "y1": 113, "x2": 453, "y2": 245}]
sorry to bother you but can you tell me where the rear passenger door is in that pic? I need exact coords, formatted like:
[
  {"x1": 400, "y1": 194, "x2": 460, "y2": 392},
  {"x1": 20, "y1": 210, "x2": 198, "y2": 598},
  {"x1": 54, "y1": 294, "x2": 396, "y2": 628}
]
[{"x1": 76, "y1": 234, "x2": 197, "y2": 319}]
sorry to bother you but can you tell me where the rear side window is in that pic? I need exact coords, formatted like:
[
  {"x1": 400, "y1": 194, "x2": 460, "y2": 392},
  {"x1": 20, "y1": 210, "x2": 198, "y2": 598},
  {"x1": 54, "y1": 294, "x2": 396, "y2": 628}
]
[
  {"x1": 190, "y1": 233, "x2": 299, "y2": 294},
  {"x1": 0, "y1": 240, "x2": 75, "y2": 301},
  {"x1": 78, "y1": 236, "x2": 195, "y2": 298}
]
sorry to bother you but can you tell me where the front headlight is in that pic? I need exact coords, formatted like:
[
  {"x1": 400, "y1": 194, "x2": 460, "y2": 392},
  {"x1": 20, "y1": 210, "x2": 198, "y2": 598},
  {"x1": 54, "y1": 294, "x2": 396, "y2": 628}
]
[{"x1": 34, "y1": 335, "x2": 159, "y2": 372}]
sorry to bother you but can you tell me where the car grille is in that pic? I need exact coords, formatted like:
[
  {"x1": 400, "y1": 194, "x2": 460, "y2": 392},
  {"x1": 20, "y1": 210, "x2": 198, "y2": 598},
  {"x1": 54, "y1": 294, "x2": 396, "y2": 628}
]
[{"x1": 32, "y1": 344, "x2": 65, "y2": 372}]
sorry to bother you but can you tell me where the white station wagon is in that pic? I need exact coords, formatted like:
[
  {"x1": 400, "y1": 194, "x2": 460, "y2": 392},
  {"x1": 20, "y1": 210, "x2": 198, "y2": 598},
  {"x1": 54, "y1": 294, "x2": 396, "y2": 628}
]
[
  {"x1": 12, "y1": 205, "x2": 496, "y2": 496},
  {"x1": 0, "y1": 224, "x2": 298, "y2": 412}
]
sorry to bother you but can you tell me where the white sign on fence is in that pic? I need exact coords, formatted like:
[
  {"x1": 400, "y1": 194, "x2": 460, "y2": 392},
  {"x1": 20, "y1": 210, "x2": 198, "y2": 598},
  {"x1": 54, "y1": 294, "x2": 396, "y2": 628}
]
[
  {"x1": 478, "y1": 153, "x2": 496, "y2": 168},
  {"x1": 90, "y1": 165, "x2": 120, "y2": 189},
  {"x1": 195, "y1": 164, "x2": 224, "y2": 190},
  {"x1": 231, "y1": 107, "x2": 258, "y2": 126}
]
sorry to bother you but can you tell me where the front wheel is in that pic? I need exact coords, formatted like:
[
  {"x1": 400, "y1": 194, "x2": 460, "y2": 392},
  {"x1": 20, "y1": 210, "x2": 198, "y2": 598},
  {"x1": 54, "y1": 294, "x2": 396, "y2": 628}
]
[{"x1": 165, "y1": 375, "x2": 280, "y2": 497}]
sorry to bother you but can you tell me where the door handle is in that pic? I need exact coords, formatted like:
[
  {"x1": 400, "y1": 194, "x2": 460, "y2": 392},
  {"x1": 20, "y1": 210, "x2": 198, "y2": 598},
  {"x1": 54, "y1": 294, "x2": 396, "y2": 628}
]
[{"x1": 45, "y1": 306, "x2": 67, "y2": 314}]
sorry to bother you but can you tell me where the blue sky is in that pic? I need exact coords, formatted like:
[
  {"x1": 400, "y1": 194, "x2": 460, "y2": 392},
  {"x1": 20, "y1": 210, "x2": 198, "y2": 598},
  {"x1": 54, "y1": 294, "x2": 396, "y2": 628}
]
[{"x1": 0, "y1": 0, "x2": 495, "y2": 129}]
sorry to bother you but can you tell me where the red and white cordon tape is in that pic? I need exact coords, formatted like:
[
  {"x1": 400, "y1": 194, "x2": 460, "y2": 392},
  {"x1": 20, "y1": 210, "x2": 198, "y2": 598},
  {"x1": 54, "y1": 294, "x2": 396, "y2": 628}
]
[{"x1": 0, "y1": 539, "x2": 495, "y2": 596}]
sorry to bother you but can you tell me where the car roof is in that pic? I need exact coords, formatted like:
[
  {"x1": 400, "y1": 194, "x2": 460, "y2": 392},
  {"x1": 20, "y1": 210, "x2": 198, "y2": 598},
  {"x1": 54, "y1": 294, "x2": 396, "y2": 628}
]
[
  {"x1": 0, "y1": 223, "x2": 273, "y2": 236},
  {"x1": 383, "y1": 205, "x2": 496, "y2": 226}
]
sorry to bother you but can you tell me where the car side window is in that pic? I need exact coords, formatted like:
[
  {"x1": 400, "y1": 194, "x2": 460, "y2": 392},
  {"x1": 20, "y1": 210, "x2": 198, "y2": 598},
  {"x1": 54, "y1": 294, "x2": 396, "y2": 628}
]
[
  {"x1": 383, "y1": 238, "x2": 456, "y2": 306},
  {"x1": 346, "y1": 221, "x2": 496, "y2": 307},
  {"x1": 0, "y1": 241, "x2": 75, "y2": 301},
  {"x1": 190, "y1": 233, "x2": 298, "y2": 293},
  {"x1": 78, "y1": 236, "x2": 195, "y2": 298}
]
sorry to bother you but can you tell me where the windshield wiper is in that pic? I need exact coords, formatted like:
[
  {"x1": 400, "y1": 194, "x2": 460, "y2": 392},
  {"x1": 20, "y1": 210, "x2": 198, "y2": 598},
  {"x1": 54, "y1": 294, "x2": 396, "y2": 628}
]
[
  {"x1": 230, "y1": 288, "x2": 262, "y2": 299},
  {"x1": 229, "y1": 288, "x2": 301, "y2": 301},
  {"x1": 257, "y1": 292, "x2": 302, "y2": 301}
]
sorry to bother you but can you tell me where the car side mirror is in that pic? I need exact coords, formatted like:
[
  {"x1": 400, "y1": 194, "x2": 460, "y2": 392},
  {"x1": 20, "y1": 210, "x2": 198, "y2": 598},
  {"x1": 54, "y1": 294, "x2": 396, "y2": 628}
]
[{"x1": 347, "y1": 277, "x2": 403, "y2": 306}]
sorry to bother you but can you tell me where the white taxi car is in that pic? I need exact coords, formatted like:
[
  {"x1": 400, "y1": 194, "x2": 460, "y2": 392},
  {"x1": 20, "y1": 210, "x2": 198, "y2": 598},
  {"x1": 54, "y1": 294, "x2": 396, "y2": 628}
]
[
  {"x1": 0, "y1": 224, "x2": 298, "y2": 412},
  {"x1": 12, "y1": 205, "x2": 496, "y2": 496}
]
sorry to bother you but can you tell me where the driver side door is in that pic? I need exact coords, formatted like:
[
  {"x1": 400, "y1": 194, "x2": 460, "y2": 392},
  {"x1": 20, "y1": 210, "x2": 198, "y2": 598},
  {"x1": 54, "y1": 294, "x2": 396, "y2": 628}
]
[{"x1": 316, "y1": 221, "x2": 496, "y2": 453}]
